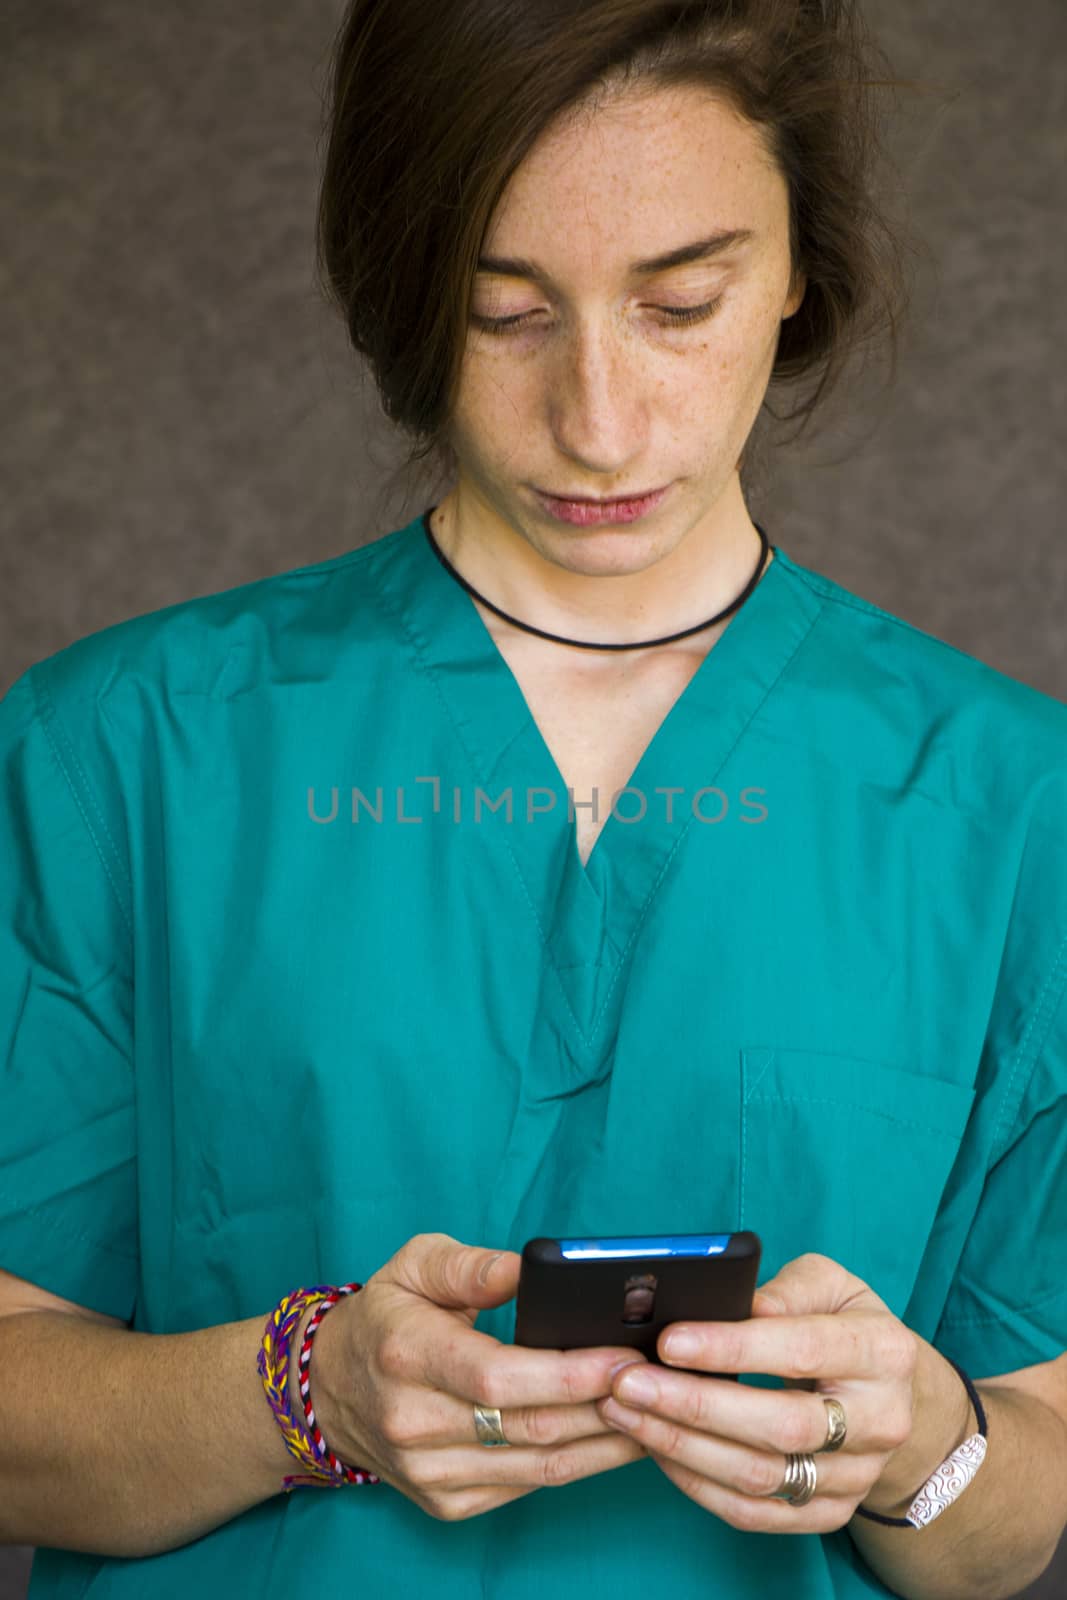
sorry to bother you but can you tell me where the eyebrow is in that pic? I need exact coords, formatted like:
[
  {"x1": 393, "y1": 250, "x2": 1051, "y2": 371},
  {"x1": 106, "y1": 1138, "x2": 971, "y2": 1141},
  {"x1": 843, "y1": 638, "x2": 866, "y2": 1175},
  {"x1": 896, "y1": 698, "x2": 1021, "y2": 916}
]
[{"x1": 476, "y1": 228, "x2": 756, "y2": 284}]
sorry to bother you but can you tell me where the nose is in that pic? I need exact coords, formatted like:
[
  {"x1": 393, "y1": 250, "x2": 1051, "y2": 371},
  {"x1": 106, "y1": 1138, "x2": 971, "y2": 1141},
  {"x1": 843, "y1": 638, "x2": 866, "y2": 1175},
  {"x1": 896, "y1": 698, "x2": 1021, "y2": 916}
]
[{"x1": 546, "y1": 322, "x2": 651, "y2": 465}]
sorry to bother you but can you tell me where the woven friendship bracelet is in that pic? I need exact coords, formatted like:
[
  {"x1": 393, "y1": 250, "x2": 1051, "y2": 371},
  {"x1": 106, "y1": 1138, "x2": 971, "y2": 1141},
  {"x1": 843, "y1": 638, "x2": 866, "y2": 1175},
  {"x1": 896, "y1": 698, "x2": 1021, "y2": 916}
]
[
  {"x1": 292, "y1": 1283, "x2": 381, "y2": 1486},
  {"x1": 852, "y1": 1356, "x2": 988, "y2": 1529},
  {"x1": 257, "y1": 1286, "x2": 343, "y2": 1489},
  {"x1": 257, "y1": 1283, "x2": 380, "y2": 1491}
]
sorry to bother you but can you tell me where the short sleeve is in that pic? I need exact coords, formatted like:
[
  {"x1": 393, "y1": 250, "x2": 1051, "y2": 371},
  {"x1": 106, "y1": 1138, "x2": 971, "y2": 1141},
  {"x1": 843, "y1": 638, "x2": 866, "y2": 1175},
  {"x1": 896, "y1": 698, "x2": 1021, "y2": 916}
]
[
  {"x1": 0, "y1": 664, "x2": 138, "y2": 1322},
  {"x1": 933, "y1": 931, "x2": 1067, "y2": 1380}
]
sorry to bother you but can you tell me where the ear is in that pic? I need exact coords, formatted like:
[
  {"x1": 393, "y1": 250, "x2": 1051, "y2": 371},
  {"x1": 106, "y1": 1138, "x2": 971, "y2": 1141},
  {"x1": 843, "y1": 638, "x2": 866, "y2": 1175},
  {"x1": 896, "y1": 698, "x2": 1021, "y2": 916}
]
[{"x1": 783, "y1": 269, "x2": 807, "y2": 320}]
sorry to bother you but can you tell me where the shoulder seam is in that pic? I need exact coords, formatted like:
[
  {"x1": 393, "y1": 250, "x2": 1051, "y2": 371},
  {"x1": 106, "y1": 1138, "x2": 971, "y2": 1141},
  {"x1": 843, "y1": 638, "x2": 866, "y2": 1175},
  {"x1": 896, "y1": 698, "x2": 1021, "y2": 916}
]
[
  {"x1": 29, "y1": 668, "x2": 134, "y2": 940},
  {"x1": 778, "y1": 557, "x2": 998, "y2": 673},
  {"x1": 248, "y1": 528, "x2": 398, "y2": 592}
]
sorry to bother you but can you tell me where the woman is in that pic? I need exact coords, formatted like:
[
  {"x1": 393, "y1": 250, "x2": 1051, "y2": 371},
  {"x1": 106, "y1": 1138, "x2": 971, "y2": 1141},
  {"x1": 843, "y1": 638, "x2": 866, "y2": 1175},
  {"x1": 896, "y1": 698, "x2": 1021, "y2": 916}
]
[{"x1": 1, "y1": 2, "x2": 1064, "y2": 1597}]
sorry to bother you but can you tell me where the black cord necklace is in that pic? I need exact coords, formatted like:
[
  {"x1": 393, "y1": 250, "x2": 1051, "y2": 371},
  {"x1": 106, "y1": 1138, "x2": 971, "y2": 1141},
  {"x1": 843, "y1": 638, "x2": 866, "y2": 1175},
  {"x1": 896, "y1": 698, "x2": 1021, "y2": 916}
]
[{"x1": 421, "y1": 505, "x2": 774, "y2": 652}]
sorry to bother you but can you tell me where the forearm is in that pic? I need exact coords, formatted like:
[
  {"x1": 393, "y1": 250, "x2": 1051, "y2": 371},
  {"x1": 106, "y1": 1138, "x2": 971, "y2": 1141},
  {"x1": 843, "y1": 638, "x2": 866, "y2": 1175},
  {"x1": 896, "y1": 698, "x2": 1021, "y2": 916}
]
[
  {"x1": 0, "y1": 1302, "x2": 318, "y2": 1560},
  {"x1": 847, "y1": 1381, "x2": 1067, "y2": 1600}
]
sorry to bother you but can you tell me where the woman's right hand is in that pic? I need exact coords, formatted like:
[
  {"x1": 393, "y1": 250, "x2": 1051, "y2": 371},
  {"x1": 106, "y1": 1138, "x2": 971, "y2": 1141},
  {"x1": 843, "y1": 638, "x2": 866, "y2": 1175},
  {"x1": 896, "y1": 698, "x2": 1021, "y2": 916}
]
[{"x1": 306, "y1": 1231, "x2": 651, "y2": 1521}]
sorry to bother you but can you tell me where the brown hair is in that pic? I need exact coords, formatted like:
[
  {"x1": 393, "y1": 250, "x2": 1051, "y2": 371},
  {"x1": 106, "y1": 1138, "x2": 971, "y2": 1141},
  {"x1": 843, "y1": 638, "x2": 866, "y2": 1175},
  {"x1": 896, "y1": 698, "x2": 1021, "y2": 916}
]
[{"x1": 315, "y1": 0, "x2": 926, "y2": 522}]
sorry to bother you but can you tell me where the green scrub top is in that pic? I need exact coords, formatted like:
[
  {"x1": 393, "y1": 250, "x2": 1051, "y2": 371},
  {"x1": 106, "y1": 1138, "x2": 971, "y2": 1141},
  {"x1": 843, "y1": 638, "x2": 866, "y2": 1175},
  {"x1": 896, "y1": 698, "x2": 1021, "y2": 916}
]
[{"x1": 2, "y1": 507, "x2": 1065, "y2": 1600}]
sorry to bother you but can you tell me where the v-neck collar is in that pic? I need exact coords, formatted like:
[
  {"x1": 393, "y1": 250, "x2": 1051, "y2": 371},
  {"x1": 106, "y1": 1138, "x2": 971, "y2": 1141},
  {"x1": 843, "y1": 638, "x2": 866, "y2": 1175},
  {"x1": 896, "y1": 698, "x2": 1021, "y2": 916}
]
[{"x1": 376, "y1": 505, "x2": 824, "y2": 1051}]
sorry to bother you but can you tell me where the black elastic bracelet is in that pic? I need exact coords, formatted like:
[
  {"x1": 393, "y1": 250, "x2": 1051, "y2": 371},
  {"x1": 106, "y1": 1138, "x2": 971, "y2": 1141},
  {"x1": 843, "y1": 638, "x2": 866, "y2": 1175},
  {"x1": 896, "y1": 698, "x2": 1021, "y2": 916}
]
[{"x1": 853, "y1": 1356, "x2": 987, "y2": 1528}]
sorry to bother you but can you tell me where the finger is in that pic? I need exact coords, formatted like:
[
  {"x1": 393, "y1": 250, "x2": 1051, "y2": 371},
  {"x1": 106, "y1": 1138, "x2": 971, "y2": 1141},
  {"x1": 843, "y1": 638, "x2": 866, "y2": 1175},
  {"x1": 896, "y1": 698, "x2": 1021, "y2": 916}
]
[
  {"x1": 649, "y1": 1448, "x2": 865, "y2": 1535},
  {"x1": 604, "y1": 1368, "x2": 907, "y2": 1458},
  {"x1": 413, "y1": 1301, "x2": 649, "y2": 1411},
  {"x1": 409, "y1": 1480, "x2": 535, "y2": 1523},
  {"x1": 403, "y1": 1427, "x2": 648, "y2": 1494},
  {"x1": 659, "y1": 1309, "x2": 901, "y2": 1383},
  {"x1": 752, "y1": 1253, "x2": 889, "y2": 1319},
  {"x1": 598, "y1": 1405, "x2": 879, "y2": 1507},
  {"x1": 392, "y1": 1381, "x2": 642, "y2": 1452}
]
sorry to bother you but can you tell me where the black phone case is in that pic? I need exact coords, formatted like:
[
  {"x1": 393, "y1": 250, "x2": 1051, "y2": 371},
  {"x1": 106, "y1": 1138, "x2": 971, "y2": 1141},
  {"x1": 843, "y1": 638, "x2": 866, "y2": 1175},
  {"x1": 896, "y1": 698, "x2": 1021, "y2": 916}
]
[{"x1": 513, "y1": 1231, "x2": 761, "y2": 1382}]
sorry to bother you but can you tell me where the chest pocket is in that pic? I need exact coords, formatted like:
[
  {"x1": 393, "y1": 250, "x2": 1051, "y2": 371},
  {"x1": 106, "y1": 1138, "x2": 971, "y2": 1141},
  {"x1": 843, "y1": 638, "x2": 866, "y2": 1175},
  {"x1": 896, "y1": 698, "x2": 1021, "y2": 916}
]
[{"x1": 739, "y1": 1047, "x2": 976, "y2": 1318}]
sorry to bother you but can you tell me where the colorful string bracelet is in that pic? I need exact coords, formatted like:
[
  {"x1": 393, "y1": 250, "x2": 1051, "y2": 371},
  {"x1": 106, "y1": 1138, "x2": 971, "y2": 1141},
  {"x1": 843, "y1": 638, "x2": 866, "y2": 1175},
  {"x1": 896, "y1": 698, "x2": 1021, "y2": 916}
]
[{"x1": 257, "y1": 1282, "x2": 381, "y2": 1491}]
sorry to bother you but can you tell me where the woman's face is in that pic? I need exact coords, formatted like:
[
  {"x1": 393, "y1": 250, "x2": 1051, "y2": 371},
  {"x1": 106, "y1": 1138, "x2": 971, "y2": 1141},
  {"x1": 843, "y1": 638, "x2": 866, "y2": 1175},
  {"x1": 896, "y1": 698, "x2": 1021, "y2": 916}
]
[{"x1": 445, "y1": 82, "x2": 805, "y2": 579}]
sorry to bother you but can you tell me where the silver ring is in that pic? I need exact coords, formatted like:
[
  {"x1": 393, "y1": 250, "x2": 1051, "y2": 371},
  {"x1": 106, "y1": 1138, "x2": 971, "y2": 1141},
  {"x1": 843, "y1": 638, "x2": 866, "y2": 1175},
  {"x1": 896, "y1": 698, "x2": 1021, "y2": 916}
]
[
  {"x1": 473, "y1": 1404, "x2": 510, "y2": 1447},
  {"x1": 774, "y1": 1452, "x2": 818, "y2": 1504}
]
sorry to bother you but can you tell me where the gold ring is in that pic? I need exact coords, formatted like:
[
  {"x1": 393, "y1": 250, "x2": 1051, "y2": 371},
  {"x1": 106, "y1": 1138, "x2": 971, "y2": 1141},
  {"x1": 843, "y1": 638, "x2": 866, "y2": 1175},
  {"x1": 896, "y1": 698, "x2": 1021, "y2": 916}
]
[{"x1": 819, "y1": 1395, "x2": 848, "y2": 1452}]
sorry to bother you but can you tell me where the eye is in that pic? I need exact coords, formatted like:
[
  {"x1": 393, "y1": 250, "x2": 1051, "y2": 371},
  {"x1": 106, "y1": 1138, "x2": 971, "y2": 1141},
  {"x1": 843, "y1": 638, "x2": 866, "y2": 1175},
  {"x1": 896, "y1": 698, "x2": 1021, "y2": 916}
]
[{"x1": 471, "y1": 295, "x2": 725, "y2": 336}]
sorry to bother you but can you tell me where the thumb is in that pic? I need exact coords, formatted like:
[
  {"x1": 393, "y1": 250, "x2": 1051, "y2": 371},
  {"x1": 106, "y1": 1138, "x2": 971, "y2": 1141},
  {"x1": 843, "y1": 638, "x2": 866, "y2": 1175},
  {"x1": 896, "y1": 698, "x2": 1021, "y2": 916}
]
[{"x1": 402, "y1": 1232, "x2": 520, "y2": 1310}]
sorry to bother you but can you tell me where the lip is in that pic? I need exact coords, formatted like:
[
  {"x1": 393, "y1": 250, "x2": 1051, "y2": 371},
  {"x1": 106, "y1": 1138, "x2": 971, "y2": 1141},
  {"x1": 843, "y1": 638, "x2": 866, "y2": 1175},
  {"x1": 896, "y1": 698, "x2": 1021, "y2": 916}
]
[
  {"x1": 534, "y1": 484, "x2": 671, "y2": 526},
  {"x1": 537, "y1": 486, "x2": 667, "y2": 504}
]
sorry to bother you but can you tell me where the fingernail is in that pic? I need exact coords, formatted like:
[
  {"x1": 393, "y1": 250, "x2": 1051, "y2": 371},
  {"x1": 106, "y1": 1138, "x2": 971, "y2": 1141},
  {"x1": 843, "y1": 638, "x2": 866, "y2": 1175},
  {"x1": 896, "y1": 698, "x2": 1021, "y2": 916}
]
[
  {"x1": 616, "y1": 1369, "x2": 658, "y2": 1405},
  {"x1": 663, "y1": 1331, "x2": 698, "y2": 1361},
  {"x1": 478, "y1": 1252, "x2": 503, "y2": 1284}
]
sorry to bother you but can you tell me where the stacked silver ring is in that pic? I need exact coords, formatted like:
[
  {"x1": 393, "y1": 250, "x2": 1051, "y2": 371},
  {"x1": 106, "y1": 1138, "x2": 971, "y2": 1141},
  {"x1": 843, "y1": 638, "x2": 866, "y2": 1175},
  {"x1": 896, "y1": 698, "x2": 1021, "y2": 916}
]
[{"x1": 775, "y1": 1451, "x2": 819, "y2": 1505}]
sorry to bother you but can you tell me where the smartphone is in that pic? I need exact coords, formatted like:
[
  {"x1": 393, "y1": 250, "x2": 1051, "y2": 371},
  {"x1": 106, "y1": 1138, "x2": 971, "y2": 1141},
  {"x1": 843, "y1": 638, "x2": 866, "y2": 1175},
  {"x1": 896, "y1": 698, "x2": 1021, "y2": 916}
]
[{"x1": 513, "y1": 1230, "x2": 761, "y2": 1381}]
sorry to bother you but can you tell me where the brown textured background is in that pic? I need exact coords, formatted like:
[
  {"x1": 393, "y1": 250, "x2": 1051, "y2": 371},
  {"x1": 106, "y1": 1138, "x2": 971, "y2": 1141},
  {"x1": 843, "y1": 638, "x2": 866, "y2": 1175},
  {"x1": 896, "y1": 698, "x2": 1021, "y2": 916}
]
[{"x1": 1, "y1": 2, "x2": 1063, "y2": 1593}]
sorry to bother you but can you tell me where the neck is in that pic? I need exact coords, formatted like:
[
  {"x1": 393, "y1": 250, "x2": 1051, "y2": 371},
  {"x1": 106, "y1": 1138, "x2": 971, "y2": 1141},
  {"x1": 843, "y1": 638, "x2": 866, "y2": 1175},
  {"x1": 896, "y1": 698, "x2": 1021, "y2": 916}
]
[{"x1": 429, "y1": 485, "x2": 772, "y2": 651}]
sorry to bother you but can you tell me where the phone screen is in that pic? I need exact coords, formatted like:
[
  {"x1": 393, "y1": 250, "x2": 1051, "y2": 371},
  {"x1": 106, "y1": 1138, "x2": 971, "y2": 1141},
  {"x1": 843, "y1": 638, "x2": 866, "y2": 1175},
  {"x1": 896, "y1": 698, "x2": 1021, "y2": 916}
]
[{"x1": 558, "y1": 1234, "x2": 732, "y2": 1258}]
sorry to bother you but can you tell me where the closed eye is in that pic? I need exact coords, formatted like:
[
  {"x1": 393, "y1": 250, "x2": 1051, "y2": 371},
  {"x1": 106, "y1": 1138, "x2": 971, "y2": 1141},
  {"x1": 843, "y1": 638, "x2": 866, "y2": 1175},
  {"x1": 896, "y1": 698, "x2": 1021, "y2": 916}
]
[{"x1": 471, "y1": 296, "x2": 725, "y2": 336}]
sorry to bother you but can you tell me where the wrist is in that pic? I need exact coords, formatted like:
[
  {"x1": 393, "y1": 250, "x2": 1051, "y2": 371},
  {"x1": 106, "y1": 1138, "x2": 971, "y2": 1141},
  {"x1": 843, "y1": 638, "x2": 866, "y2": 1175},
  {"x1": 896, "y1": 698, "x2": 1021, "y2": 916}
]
[
  {"x1": 256, "y1": 1281, "x2": 377, "y2": 1493},
  {"x1": 255, "y1": 1290, "x2": 341, "y2": 1495},
  {"x1": 286, "y1": 1289, "x2": 352, "y2": 1466},
  {"x1": 251, "y1": 1300, "x2": 322, "y2": 1498},
  {"x1": 858, "y1": 1343, "x2": 973, "y2": 1519}
]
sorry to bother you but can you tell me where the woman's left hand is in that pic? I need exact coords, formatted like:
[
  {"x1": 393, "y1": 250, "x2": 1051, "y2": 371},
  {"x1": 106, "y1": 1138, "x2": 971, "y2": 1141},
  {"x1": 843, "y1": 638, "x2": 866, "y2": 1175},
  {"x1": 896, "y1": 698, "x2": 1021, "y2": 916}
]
[{"x1": 596, "y1": 1252, "x2": 931, "y2": 1533}]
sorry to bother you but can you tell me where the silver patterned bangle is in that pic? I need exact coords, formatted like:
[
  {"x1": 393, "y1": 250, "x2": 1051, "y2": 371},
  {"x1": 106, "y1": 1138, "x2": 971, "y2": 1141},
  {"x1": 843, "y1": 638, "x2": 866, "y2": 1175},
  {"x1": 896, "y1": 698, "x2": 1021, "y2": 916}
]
[{"x1": 853, "y1": 1356, "x2": 988, "y2": 1529}]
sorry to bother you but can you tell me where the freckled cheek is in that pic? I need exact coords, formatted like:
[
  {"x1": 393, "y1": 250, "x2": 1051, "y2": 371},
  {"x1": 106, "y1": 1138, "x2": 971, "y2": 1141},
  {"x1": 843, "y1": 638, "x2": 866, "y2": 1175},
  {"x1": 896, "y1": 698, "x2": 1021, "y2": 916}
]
[{"x1": 460, "y1": 326, "x2": 758, "y2": 432}]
